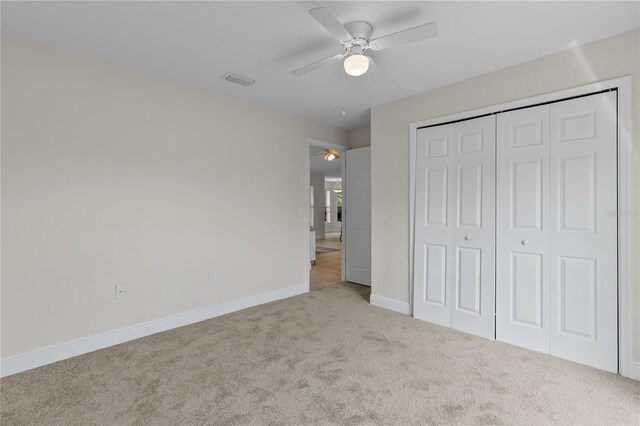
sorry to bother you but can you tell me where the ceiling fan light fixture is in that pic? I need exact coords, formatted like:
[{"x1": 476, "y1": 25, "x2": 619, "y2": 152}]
[
  {"x1": 343, "y1": 54, "x2": 369, "y2": 76},
  {"x1": 322, "y1": 149, "x2": 341, "y2": 161}
]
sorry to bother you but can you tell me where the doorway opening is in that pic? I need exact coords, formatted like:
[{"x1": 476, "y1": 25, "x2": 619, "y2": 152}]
[{"x1": 309, "y1": 145, "x2": 344, "y2": 290}]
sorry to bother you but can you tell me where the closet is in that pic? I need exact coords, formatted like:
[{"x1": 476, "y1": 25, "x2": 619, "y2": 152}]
[{"x1": 413, "y1": 91, "x2": 618, "y2": 372}]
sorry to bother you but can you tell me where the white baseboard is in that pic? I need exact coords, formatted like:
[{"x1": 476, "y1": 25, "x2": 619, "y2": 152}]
[
  {"x1": 370, "y1": 294, "x2": 411, "y2": 315},
  {"x1": 626, "y1": 362, "x2": 640, "y2": 381},
  {"x1": 0, "y1": 283, "x2": 307, "y2": 378}
]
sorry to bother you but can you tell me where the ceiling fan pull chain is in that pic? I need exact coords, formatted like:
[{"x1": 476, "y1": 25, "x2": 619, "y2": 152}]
[
  {"x1": 367, "y1": 68, "x2": 371, "y2": 109},
  {"x1": 341, "y1": 68, "x2": 346, "y2": 117}
]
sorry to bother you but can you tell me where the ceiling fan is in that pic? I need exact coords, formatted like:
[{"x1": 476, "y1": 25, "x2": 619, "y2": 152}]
[
  {"x1": 291, "y1": 7, "x2": 438, "y2": 77},
  {"x1": 312, "y1": 149, "x2": 341, "y2": 161}
]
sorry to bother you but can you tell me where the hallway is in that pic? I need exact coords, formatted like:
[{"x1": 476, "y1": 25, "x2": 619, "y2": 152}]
[{"x1": 310, "y1": 232, "x2": 343, "y2": 290}]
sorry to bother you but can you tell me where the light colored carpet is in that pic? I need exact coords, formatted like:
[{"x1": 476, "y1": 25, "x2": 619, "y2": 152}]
[{"x1": 1, "y1": 283, "x2": 638, "y2": 425}]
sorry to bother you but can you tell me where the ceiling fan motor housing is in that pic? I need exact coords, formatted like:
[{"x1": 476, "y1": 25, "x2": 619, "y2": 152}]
[{"x1": 344, "y1": 21, "x2": 373, "y2": 54}]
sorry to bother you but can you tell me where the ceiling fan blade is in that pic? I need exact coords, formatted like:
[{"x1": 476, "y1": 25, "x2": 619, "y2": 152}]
[
  {"x1": 291, "y1": 54, "x2": 344, "y2": 76},
  {"x1": 366, "y1": 55, "x2": 378, "y2": 70},
  {"x1": 369, "y1": 22, "x2": 438, "y2": 51},
  {"x1": 309, "y1": 7, "x2": 352, "y2": 42}
]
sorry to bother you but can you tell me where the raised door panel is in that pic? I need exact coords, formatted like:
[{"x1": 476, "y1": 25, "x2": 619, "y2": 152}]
[
  {"x1": 510, "y1": 252, "x2": 543, "y2": 328},
  {"x1": 449, "y1": 115, "x2": 495, "y2": 339},
  {"x1": 426, "y1": 135, "x2": 449, "y2": 158},
  {"x1": 458, "y1": 130, "x2": 484, "y2": 154},
  {"x1": 557, "y1": 110, "x2": 596, "y2": 142},
  {"x1": 496, "y1": 105, "x2": 550, "y2": 353},
  {"x1": 558, "y1": 256, "x2": 597, "y2": 341},
  {"x1": 424, "y1": 244, "x2": 447, "y2": 306},
  {"x1": 457, "y1": 164, "x2": 482, "y2": 228},
  {"x1": 426, "y1": 167, "x2": 448, "y2": 227},
  {"x1": 413, "y1": 125, "x2": 454, "y2": 326},
  {"x1": 549, "y1": 92, "x2": 617, "y2": 372},
  {"x1": 511, "y1": 159, "x2": 542, "y2": 231},
  {"x1": 559, "y1": 154, "x2": 596, "y2": 233},
  {"x1": 456, "y1": 247, "x2": 481, "y2": 315},
  {"x1": 347, "y1": 229, "x2": 365, "y2": 273},
  {"x1": 511, "y1": 120, "x2": 543, "y2": 147}
]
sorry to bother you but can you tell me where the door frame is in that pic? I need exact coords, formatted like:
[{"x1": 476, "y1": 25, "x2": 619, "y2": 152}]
[
  {"x1": 305, "y1": 138, "x2": 347, "y2": 291},
  {"x1": 408, "y1": 76, "x2": 636, "y2": 379}
]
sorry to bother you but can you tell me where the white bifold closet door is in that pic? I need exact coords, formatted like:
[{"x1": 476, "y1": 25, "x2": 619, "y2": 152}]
[
  {"x1": 496, "y1": 105, "x2": 551, "y2": 353},
  {"x1": 413, "y1": 115, "x2": 495, "y2": 339},
  {"x1": 496, "y1": 92, "x2": 618, "y2": 372}
]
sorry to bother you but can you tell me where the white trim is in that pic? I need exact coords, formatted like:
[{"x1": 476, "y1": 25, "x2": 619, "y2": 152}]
[
  {"x1": 341, "y1": 146, "x2": 347, "y2": 282},
  {"x1": 614, "y1": 78, "x2": 637, "y2": 380},
  {"x1": 409, "y1": 119, "x2": 417, "y2": 318},
  {"x1": 305, "y1": 138, "x2": 348, "y2": 283},
  {"x1": 628, "y1": 363, "x2": 640, "y2": 381},
  {"x1": 306, "y1": 138, "x2": 346, "y2": 153},
  {"x1": 370, "y1": 294, "x2": 411, "y2": 315},
  {"x1": 408, "y1": 76, "x2": 636, "y2": 379},
  {"x1": 0, "y1": 283, "x2": 307, "y2": 378}
]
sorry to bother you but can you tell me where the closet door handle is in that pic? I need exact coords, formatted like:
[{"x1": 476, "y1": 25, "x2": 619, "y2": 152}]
[
  {"x1": 464, "y1": 235, "x2": 471, "y2": 241},
  {"x1": 521, "y1": 240, "x2": 529, "y2": 246}
]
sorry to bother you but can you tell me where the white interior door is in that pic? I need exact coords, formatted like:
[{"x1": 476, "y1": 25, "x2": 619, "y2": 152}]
[
  {"x1": 413, "y1": 116, "x2": 495, "y2": 339},
  {"x1": 496, "y1": 105, "x2": 551, "y2": 353},
  {"x1": 413, "y1": 123, "x2": 454, "y2": 326},
  {"x1": 496, "y1": 92, "x2": 618, "y2": 372},
  {"x1": 449, "y1": 116, "x2": 496, "y2": 339},
  {"x1": 414, "y1": 91, "x2": 618, "y2": 370},
  {"x1": 345, "y1": 147, "x2": 371, "y2": 286},
  {"x1": 548, "y1": 92, "x2": 618, "y2": 372}
]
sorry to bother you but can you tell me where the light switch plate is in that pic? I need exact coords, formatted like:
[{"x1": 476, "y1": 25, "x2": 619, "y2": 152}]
[{"x1": 297, "y1": 207, "x2": 305, "y2": 217}]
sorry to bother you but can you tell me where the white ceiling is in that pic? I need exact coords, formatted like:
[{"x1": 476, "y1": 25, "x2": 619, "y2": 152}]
[
  {"x1": 310, "y1": 146, "x2": 343, "y2": 178},
  {"x1": 2, "y1": 1, "x2": 638, "y2": 130}
]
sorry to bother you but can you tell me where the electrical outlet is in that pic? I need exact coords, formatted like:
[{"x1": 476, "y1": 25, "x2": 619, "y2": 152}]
[
  {"x1": 208, "y1": 270, "x2": 217, "y2": 283},
  {"x1": 115, "y1": 283, "x2": 126, "y2": 299}
]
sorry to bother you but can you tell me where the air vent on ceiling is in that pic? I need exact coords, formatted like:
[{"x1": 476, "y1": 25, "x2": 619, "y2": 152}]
[{"x1": 222, "y1": 72, "x2": 255, "y2": 87}]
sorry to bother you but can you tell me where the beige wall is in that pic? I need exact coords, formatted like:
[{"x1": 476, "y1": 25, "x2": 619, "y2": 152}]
[
  {"x1": 349, "y1": 127, "x2": 371, "y2": 148},
  {"x1": 371, "y1": 30, "x2": 639, "y2": 361},
  {"x1": 1, "y1": 34, "x2": 348, "y2": 358}
]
